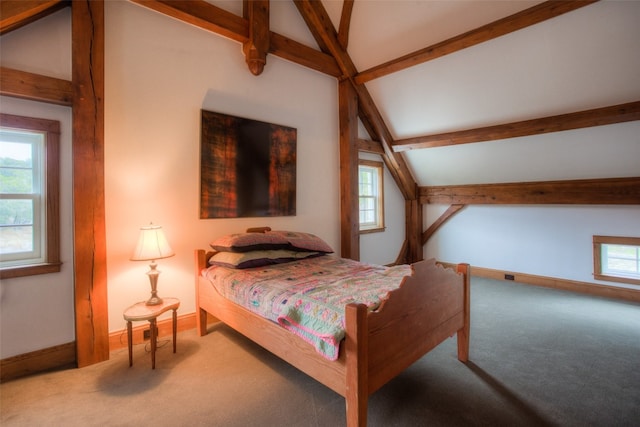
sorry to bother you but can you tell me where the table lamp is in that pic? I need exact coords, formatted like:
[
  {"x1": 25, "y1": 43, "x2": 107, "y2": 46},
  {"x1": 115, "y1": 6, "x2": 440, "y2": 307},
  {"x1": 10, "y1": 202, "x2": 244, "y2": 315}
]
[{"x1": 130, "y1": 223, "x2": 175, "y2": 305}]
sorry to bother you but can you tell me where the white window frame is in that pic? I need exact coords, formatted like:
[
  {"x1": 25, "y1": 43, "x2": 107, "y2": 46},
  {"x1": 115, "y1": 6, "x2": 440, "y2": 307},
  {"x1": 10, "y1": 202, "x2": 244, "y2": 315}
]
[
  {"x1": 0, "y1": 113, "x2": 61, "y2": 279},
  {"x1": 358, "y1": 160, "x2": 384, "y2": 233},
  {"x1": 593, "y1": 235, "x2": 640, "y2": 286}
]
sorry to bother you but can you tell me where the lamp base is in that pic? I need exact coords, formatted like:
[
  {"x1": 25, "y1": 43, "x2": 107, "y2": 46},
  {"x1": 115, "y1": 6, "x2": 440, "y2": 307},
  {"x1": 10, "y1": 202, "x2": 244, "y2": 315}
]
[
  {"x1": 145, "y1": 295, "x2": 163, "y2": 306},
  {"x1": 145, "y1": 261, "x2": 163, "y2": 305}
]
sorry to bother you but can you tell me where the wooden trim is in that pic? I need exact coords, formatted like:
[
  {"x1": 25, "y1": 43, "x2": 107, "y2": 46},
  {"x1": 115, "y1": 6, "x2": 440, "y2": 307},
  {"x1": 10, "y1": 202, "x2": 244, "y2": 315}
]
[
  {"x1": 358, "y1": 159, "x2": 384, "y2": 234},
  {"x1": 72, "y1": 0, "x2": 108, "y2": 367},
  {"x1": 422, "y1": 204, "x2": 465, "y2": 245},
  {"x1": 0, "y1": 0, "x2": 69, "y2": 35},
  {"x1": 109, "y1": 312, "x2": 196, "y2": 351},
  {"x1": 0, "y1": 342, "x2": 75, "y2": 382},
  {"x1": 393, "y1": 101, "x2": 640, "y2": 151},
  {"x1": 0, "y1": 113, "x2": 62, "y2": 279},
  {"x1": 355, "y1": 0, "x2": 598, "y2": 84},
  {"x1": 420, "y1": 177, "x2": 640, "y2": 205},
  {"x1": 0, "y1": 67, "x2": 73, "y2": 106},
  {"x1": 462, "y1": 264, "x2": 640, "y2": 303},
  {"x1": 593, "y1": 235, "x2": 640, "y2": 286}
]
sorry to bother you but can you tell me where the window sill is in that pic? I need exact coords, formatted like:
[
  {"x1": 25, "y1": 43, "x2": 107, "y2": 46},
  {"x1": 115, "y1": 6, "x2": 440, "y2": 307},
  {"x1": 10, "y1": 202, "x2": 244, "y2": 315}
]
[
  {"x1": 0, "y1": 262, "x2": 62, "y2": 279},
  {"x1": 359, "y1": 227, "x2": 386, "y2": 235},
  {"x1": 594, "y1": 273, "x2": 640, "y2": 286}
]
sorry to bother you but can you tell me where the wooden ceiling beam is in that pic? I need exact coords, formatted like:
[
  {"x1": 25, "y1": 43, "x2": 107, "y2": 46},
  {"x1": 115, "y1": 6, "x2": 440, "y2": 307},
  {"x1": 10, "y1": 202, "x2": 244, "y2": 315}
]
[
  {"x1": 131, "y1": 0, "x2": 340, "y2": 77},
  {"x1": 393, "y1": 101, "x2": 640, "y2": 151},
  {"x1": 420, "y1": 177, "x2": 640, "y2": 205},
  {"x1": 242, "y1": 0, "x2": 269, "y2": 76},
  {"x1": 355, "y1": 0, "x2": 599, "y2": 84},
  {"x1": 293, "y1": 0, "x2": 417, "y2": 201},
  {"x1": 0, "y1": 66, "x2": 73, "y2": 106},
  {"x1": 0, "y1": 0, "x2": 69, "y2": 35},
  {"x1": 131, "y1": 0, "x2": 247, "y2": 42},
  {"x1": 357, "y1": 138, "x2": 384, "y2": 155}
]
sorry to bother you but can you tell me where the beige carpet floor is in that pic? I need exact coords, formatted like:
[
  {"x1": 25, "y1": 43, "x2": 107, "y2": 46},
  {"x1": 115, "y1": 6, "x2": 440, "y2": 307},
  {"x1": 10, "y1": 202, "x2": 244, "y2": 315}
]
[{"x1": 2, "y1": 278, "x2": 639, "y2": 426}]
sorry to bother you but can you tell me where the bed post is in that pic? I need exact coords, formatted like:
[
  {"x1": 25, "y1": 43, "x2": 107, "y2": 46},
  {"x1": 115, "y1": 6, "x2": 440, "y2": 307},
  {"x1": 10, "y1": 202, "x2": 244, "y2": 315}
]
[
  {"x1": 195, "y1": 250, "x2": 208, "y2": 336},
  {"x1": 344, "y1": 303, "x2": 369, "y2": 427},
  {"x1": 456, "y1": 263, "x2": 471, "y2": 362}
]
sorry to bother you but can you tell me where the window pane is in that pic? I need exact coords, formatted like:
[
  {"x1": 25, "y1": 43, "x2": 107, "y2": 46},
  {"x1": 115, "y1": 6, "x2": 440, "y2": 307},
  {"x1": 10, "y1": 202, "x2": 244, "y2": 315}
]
[
  {"x1": 358, "y1": 161, "x2": 384, "y2": 231},
  {"x1": 0, "y1": 198, "x2": 33, "y2": 225},
  {"x1": 602, "y1": 244, "x2": 639, "y2": 277},
  {"x1": 0, "y1": 225, "x2": 34, "y2": 254},
  {"x1": 0, "y1": 141, "x2": 34, "y2": 193}
]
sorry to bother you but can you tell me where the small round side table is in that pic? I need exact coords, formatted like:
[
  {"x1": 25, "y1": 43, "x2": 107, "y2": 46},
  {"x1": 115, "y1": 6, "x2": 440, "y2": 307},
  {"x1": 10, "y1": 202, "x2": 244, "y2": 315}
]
[{"x1": 123, "y1": 297, "x2": 180, "y2": 369}]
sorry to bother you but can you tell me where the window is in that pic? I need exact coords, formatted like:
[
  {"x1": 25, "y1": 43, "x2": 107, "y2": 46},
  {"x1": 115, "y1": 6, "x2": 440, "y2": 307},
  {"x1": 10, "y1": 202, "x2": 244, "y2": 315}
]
[
  {"x1": 0, "y1": 113, "x2": 61, "y2": 279},
  {"x1": 593, "y1": 236, "x2": 640, "y2": 286},
  {"x1": 358, "y1": 160, "x2": 384, "y2": 233}
]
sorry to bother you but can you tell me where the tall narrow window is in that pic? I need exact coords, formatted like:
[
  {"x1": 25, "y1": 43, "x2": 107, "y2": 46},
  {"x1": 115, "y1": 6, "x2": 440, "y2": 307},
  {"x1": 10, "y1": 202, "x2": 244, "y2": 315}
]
[
  {"x1": 593, "y1": 236, "x2": 640, "y2": 286},
  {"x1": 0, "y1": 114, "x2": 61, "y2": 279},
  {"x1": 358, "y1": 160, "x2": 384, "y2": 233}
]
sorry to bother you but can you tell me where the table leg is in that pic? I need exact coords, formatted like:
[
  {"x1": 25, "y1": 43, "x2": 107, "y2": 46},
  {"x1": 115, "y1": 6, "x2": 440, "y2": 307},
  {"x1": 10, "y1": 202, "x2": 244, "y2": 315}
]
[
  {"x1": 172, "y1": 309, "x2": 177, "y2": 353},
  {"x1": 127, "y1": 321, "x2": 133, "y2": 367},
  {"x1": 150, "y1": 319, "x2": 157, "y2": 369}
]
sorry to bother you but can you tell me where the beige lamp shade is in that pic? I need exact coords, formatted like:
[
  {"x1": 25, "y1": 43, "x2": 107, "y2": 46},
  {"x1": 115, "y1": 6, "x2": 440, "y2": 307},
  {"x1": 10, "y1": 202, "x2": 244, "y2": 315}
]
[
  {"x1": 131, "y1": 224, "x2": 174, "y2": 305},
  {"x1": 131, "y1": 224, "x2": 175, "y2": 261}
]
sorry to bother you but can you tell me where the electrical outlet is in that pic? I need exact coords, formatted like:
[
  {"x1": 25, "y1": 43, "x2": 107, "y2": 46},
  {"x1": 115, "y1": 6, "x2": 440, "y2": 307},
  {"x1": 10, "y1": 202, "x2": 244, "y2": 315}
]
[
  {"x1": 504, "y1": 274, "x2": 515, "y2": 281},
  {"x1": 143, "y1": 329, "x2": 151, "y2": 340}
]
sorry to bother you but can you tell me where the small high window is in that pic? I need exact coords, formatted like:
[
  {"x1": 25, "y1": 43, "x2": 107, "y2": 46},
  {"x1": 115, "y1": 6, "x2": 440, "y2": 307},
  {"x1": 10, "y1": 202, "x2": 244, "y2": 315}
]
[
  {"x1": 0, "y1": 113, "x2": 61, "y2": 279},
  {"x1": 593, "y1": 236, "x2": 640, "y2": 286},
  {"x1": 358, "y1": 160, "x2": 384, "y2": 233}
]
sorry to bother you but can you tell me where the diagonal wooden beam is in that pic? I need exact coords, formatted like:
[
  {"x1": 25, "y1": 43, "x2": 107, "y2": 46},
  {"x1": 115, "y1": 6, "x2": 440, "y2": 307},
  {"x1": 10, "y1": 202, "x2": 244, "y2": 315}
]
[
  {"x1": 0, "y1": 0, "x2": 69, "y2": 35},
  {"x1": 131, "y1": 0, "x2": 247, "y2": 42},
  {"x1": 337, "y1": 0, "x2": 354, "y2": 48},
  {"x1": 293, "y1": 0, "x2": 417, "y2": 201},
  {"x1": 393, "y1": 101, "x2": 640, "y2": 151},
  {"x1": 355, "y1": 0, "x2": 599, "y2": 84},
  {"x1": 422, "y1": 204, "x2": 465, "y2": 245},
  {"x1": 131, "y1": 0, "x2": 340, "y2": 77},
  {"x1": 420, "y1": 177, "x2": 640, "y2": 205}
]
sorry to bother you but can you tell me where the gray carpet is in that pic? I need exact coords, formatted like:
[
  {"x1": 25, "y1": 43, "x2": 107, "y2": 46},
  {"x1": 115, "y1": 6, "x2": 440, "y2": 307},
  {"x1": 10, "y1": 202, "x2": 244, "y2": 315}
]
[{"x1": 2, "y1": 278, "x2": 639, "y2": 426}]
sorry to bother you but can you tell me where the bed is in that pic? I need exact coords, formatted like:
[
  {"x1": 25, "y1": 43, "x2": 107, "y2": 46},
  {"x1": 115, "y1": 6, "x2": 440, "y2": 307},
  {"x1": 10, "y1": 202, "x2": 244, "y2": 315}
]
[{"x1": 194, "y1": 229, "x2": 470, "y2": 427}]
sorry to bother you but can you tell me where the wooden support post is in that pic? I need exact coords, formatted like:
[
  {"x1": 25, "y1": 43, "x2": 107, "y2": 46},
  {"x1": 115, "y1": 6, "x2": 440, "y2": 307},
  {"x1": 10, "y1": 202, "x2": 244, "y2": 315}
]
[
  {"x1": 405, "y1": 197, "x2": 422, "y2": 263},
  {"x1": 72, "y1": 0, "x2": 109, "y2": 367},
  {"x1": 339, "y1": 79, "x2": 360, "y2": 260}
]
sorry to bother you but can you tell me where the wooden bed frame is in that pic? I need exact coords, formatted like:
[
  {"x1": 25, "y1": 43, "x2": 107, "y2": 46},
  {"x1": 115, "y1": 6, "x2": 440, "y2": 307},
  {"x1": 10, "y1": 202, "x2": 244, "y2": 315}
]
[{"x1": 195, "y1": 250, "x2": 470, "y2": 427}]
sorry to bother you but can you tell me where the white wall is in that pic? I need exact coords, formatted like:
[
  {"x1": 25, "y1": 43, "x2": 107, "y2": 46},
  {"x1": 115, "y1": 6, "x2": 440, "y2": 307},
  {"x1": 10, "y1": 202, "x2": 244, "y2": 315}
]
[
  {"x1": 104, "y1": 1, "x2": 340, "y2": 332},
  {"x1": 426, "y1": 204, "x2": 640, "y2": 289},
  {"x1": 0, "y1": 9, "x2": 74, "y2": 359},
  {"x1": 359, "y1": 152, "x2": 405, "y2": 266}
]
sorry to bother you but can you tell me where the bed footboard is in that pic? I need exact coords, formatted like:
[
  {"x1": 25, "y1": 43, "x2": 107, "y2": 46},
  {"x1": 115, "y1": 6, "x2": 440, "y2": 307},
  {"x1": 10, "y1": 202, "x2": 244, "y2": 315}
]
[
  {"x1": 195, "y1": 250, "x2": 469, "y2": 427},
  {"x1": 344, "y1": 258, "x2": 470, "y2": 427}
]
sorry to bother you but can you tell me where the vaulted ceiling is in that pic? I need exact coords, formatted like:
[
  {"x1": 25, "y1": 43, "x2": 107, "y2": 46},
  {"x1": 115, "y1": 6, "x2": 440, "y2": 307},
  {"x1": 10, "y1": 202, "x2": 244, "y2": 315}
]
[{"x1": 1, "y1": 0, "x2": 638, "y2": 367}]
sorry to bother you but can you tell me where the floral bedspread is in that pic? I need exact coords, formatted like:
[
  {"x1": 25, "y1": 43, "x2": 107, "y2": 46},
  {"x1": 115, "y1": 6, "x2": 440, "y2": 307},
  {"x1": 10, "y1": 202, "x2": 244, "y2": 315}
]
[{"x1": 202, "y1": 256, "x2": 412, "y2": 360}]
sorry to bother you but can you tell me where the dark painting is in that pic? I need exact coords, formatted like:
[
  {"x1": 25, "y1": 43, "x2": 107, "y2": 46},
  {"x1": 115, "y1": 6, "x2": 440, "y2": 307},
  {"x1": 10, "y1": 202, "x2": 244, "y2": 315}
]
[{"x1": 200, "y1": 110, "x2": 296, "y2": 218}]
